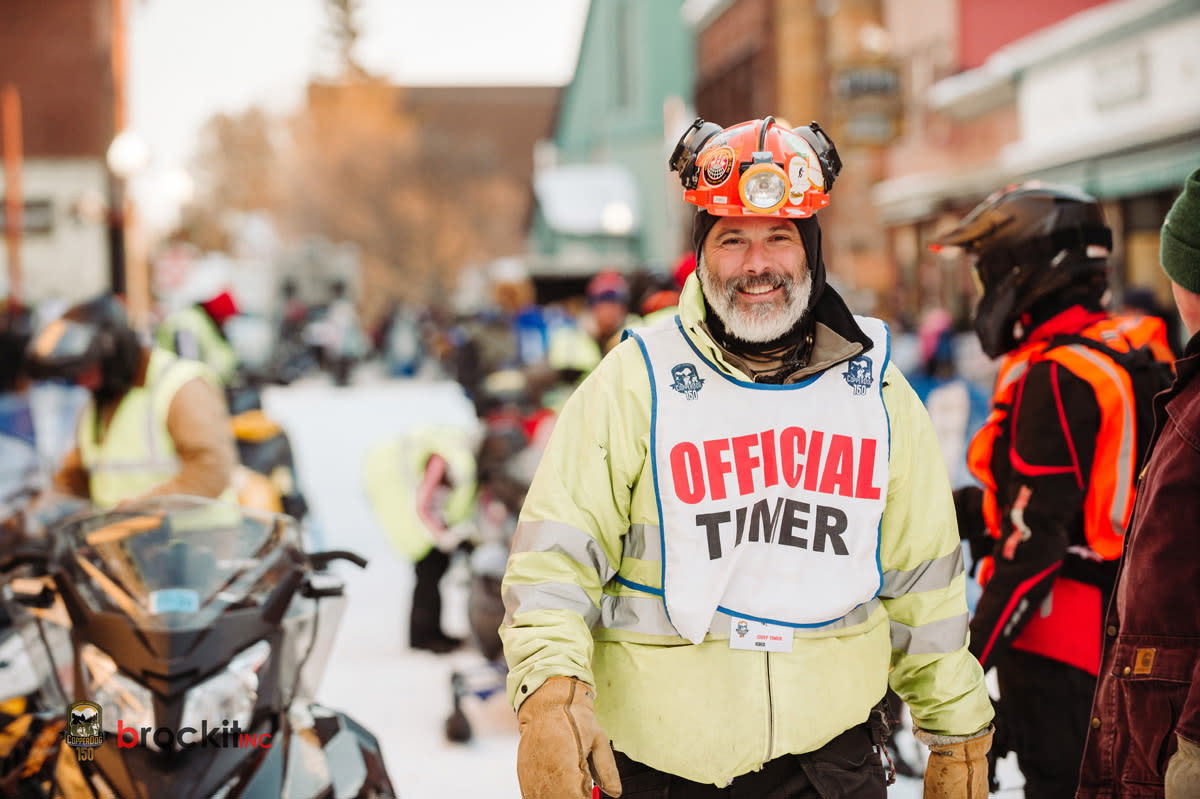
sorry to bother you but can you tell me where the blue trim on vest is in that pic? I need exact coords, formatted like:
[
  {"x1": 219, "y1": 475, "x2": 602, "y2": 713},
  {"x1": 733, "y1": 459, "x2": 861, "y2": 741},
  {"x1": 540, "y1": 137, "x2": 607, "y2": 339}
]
[
  {"x1": 672, "y1": 316, "x2": 823, "y2": 390},
  {"x1": 612, "y1": 574, "x2": 663, "y2": 596},
  {"x1": 628, "y1": 329, "x2": 672, "y2": 629},
  {"x1": 873, "y1": 321, "x2": 893, "y2": 597}
]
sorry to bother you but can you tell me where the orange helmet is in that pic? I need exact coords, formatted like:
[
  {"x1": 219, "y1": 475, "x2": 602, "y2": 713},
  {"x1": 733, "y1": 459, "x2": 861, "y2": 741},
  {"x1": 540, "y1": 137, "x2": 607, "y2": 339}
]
[{"x1": 669, "y1": 116, "x2": 842, "y2": 219}]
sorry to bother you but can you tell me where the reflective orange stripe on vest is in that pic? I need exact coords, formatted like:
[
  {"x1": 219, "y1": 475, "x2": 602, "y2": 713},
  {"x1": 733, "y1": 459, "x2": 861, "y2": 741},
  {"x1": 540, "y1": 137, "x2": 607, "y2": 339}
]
[
  {"x1": 967, "y1": 355, "x2": 1033, "y2": 541},
  {"x1": 965, "y1": 314, "x2": 1166, "y2": 561},
  {"x1": 1039, "y1": 342, "x2": 1135, "y2": 559},
  {"x1": 1109, "y1": 313, "x2": 1174, "y2": 363}
]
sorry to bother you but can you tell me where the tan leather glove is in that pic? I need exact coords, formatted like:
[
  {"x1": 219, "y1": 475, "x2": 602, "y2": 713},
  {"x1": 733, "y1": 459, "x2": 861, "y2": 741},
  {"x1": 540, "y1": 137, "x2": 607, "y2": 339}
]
[
  {"x1": 516, "y1": 676, "x2": 622, "y2": 799},
  {"x1": 922, "y1": 727, "x2": 993, "y2": 799}
]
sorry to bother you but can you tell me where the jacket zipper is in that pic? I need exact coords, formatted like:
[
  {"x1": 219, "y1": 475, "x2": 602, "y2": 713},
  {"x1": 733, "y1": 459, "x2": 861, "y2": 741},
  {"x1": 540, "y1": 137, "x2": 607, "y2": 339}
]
[{"x1": 765, "y1": 651, "x2": 774, "y2": 761}]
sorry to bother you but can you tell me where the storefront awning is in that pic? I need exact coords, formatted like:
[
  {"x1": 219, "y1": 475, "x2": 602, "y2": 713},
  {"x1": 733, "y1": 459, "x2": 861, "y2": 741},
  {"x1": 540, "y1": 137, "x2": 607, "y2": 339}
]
[{"x1": 873, "y1": 111, "x2": 1200, "y2": 224}]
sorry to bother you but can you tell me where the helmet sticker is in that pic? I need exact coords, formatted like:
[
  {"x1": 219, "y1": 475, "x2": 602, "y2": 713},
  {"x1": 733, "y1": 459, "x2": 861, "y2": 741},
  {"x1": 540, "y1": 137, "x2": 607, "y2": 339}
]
[
  {"x1": 701, "y1": 146, "x2": 735, "y2": 186},
  {"x1": 787, "y1": 156, "x2": 807, "y2": 204},
  {"x1": 806, "y1": 148, "x2": 824, "y2": 190}
]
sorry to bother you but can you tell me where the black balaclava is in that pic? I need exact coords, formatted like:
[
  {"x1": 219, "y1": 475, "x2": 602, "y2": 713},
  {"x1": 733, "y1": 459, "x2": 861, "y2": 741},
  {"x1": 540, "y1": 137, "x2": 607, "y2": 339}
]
[
  {"x1": 691, "y1": 210, "x2": 872, "y2": 380},
  {"x1": 691, "y1": 211, "x2": 828, "y2": 373}
]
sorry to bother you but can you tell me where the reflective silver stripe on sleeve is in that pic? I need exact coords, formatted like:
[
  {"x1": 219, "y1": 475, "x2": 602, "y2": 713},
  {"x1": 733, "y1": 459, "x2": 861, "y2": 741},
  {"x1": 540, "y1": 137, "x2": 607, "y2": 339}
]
[
  {"x1": 502, "y1": 581, "x2": 600, "y2": 627},
  {"x1": 599, "y1": 593, "x2": 681, "y2": 637},
  {"x1": 596, "y1": 594, "x2": 882, "y2": 638},
  {"x1": 889, "y1": 612, "x2": 969, "y2": 655},
  {"x1": 622, "y1": 523, "x2": 662, "y2": 562},
  {"x1": 511, "y1": 519, "x2": 616, "y2": 583},
  {"x1": 879, "y1": 549, "x2": 964, "y2": 598}
]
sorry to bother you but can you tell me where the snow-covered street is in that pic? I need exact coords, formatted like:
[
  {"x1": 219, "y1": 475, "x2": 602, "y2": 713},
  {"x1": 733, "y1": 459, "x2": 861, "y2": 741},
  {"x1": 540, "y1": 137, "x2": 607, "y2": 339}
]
[{"x1": 262, "y1": 372, "x2": 1022, "y2": 799}]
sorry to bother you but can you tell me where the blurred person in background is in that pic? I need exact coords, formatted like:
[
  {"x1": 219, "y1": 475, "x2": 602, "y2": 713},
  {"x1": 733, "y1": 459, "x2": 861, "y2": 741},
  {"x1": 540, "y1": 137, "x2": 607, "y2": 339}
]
[
  {"x1": 311, "y1": 277, "x2": 367, "y2": 387},
  {"x1": 584, "y1": 268, "x2": 632, "y2": 356},
  {"x1": 364, "y1": 423, "x2": 478, "y2": 654},
  {"x1": 24, "y1": 293, "x2": 236, "y2": 509},
  {"x1": 154, "y1": 272, "x2": 240, "y2": 388},
  {"x1": 542, "y1": 269, "x2": 633, "y2": 385},
  {"x1": 673, "y1": 250, "x2": 698, "y2": 293},
  {"x1": 1077, "y1": 166, "x2": 1200, "y2": 799},
  {"x1": 629, "y1": 268, "x2": 682, "y2": 325},
  {"x1": 450, "y1": 263, "x2": 548, "y2": 415},
  {"x1": 0, "y1": 301, "x2": 38, "y2": 501},
  {"x1": 937, "y1": 183, "x2": 1174, "y2": 799},
  {"x1": 373, "y1": 298, "x2": 423, "y2": 378},
  {"x1": 503, "y1": 116, "x2": 993, "y2": 799},
  {"x1": 267, "y1": 276, "x2": 319, "y2": 385},
  {"x1": 908, "y1": 308, "x2": 991, "y2": 492},
  {"x1": 1120, "y1": 284, "x2": 1181, "y2": 359},
  {"x1": 493, "y1": 257, "x2": 563, "y2": 369}
]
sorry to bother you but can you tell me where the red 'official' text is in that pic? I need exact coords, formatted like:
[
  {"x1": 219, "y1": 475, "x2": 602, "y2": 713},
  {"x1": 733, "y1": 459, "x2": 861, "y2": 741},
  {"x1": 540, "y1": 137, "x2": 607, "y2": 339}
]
[{"x1": 669, "y1": 427, "x2": 882, "y2": 505}]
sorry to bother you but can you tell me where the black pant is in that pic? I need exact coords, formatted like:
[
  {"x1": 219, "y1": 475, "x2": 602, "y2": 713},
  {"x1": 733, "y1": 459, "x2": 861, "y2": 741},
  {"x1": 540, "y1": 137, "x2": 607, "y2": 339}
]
[
  {"x1": 996, "y1": 649, "x2": 1095, "y2": 799},
  {"x1": 607, "y1": 721, "x2": 886, "y2": 799},
  {"x1": 409, "y1": 548, "x2": 450, "y2": 646}
]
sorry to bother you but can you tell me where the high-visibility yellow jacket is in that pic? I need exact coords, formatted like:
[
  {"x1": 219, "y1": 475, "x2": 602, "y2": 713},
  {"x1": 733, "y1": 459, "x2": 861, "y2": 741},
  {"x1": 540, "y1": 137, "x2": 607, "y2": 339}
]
[
  {"x1": 363, "y1": 425, "x2": 477, "y2": 562},
  {"x1": 78, "y1": 348, "x2": 234, "y2": 508},
  {"x1": 501, "y1": 276, "x2": 993, "y2": 786},
  {"x1": 155, "y1": 305, "x2": 238, "y2": 386}
]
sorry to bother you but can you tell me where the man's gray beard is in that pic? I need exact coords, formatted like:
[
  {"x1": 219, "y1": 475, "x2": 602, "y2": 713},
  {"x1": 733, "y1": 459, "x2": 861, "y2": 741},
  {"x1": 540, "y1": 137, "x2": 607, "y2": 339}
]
[{"x1": 698, "y1": 252, "x2": 812, "y2": 343}]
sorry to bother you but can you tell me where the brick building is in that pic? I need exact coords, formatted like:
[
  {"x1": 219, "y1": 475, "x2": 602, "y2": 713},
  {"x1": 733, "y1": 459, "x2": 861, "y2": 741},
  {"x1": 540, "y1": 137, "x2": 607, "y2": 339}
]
[
  {"x1": 0, "y1": 0, "x2": 118, "y2": 304},
  {"x1": 874, "y1": 0, "x2": 1200, "y2": 339}
]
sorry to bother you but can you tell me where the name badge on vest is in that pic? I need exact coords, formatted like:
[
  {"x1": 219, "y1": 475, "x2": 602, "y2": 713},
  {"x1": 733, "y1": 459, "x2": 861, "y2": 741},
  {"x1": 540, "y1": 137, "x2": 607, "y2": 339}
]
[{"x1": 729, "y1": 618, "x2": 793, "y2": 652}]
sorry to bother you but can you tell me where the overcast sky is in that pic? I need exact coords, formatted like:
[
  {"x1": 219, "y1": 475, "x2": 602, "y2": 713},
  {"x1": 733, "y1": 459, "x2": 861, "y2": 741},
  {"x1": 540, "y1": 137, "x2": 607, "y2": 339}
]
[{"x1": 128, "y1": 0, "x2": 589, "y2": 231}]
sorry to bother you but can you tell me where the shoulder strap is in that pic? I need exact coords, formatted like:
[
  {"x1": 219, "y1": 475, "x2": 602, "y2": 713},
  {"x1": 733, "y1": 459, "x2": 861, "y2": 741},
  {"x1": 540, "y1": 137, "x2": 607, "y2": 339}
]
[{"x1": 1046, "y1": 331, "x2": 1127, "y2": 356}]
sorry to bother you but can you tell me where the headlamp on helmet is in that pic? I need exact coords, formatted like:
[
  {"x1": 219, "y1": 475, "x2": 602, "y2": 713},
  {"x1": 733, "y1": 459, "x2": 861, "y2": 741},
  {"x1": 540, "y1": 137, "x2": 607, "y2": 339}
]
[{"x1": 669, "y1": 116, "x2": 841, "y2": 219}]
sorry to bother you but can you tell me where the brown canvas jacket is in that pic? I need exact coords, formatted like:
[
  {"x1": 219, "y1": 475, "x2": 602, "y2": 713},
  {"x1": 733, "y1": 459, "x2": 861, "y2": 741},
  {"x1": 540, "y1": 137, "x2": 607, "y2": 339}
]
[{"x1": 1077, "y1": 330, "x2": 1200, "y2": 798}]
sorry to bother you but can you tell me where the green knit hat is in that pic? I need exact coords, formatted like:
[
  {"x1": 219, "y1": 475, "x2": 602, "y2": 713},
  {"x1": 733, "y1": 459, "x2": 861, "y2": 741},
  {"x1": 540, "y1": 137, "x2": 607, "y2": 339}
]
[{"x1": 1161, "y1": 166, "x2": 1200, "y2": 293}]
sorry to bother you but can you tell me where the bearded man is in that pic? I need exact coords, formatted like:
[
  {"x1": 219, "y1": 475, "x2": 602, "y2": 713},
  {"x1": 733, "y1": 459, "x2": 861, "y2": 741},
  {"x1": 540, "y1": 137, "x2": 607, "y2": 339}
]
[{"x1": 500, "y1": 117, "x2": 994, "y2": 799}]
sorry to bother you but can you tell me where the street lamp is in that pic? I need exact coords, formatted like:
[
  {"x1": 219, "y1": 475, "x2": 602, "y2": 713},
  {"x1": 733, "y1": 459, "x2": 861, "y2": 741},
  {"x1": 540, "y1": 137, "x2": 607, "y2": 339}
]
[{"x1": 106, "y1": 129, "x2": 149, "y2": 329}]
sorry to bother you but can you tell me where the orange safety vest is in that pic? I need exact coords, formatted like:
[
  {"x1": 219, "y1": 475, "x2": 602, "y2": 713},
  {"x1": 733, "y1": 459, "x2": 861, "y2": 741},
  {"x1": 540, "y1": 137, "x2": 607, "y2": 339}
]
[
  {"x1": 968, "y1": 313, "x2": 1169, "y2": 560},
  {"x1": 967, "y1": 313, "x2": 1170, "y2": 674}
]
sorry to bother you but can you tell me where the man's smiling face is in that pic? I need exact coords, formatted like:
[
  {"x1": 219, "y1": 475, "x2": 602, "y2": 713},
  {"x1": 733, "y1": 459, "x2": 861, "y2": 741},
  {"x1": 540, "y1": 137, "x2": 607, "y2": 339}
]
[{"x1": 698, "y1": 216, "x2": 812, "y2": 343}]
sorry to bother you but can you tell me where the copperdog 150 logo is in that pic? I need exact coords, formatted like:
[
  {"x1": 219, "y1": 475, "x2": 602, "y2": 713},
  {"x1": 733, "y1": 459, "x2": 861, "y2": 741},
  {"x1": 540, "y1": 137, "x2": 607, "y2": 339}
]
[{"x1": 64, "y1": 701, "x2": 104, "y2": 761}]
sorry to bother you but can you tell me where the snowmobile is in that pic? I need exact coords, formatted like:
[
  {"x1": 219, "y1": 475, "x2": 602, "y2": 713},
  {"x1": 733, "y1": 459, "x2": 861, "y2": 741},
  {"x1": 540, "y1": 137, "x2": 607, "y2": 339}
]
[{"x1": 0, "y1": 495, "x2": 396, "y2": 799}]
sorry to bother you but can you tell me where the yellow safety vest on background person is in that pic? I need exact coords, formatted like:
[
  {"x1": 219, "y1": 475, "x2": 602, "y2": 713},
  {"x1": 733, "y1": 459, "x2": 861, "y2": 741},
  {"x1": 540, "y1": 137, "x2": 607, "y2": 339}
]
[
  {"x1": 363, "y1": 426, "x2": 478, "y2": 562},
  {"x1": 155, "y1": 305, "x2": 238, "y2": 386},
  {"x1": 77, "y1": 348, "x2": 234, "y2": 508}
]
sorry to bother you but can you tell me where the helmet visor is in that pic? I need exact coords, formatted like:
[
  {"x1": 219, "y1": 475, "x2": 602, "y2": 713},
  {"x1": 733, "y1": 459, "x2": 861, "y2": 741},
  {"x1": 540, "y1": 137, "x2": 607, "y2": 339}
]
[{"x1": 26, "y1": 318, "x2": 102, "y2": 378}]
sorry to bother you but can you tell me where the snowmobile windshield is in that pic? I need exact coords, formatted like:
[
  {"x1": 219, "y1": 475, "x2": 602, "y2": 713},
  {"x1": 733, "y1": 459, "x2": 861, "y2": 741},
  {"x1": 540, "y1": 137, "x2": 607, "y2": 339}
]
[{"x1": 54, "y1": 496, "x2": 303, "y2": 632}]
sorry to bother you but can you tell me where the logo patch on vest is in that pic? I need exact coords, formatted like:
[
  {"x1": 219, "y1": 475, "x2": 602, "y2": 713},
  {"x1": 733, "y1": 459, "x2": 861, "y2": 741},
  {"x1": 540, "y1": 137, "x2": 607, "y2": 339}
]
[
  {"x1": 1133, "y1": 648, "x2": 1156, "y2": 675},
  {"x1": 670, "y1": 363, "x2": 705, "y2": 400},
  {"x1": 842, "y1": 355, "x2": 873, "y2": 395}
]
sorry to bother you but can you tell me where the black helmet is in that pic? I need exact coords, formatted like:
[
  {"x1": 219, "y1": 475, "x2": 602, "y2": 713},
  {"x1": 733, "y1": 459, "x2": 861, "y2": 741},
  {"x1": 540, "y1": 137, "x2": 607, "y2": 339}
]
[
  {"x1": 933, "y1": 182, "x2": 1112, "y2": 357},
  {"x1": 25, "y1": 294, "x2": 142, "y2": 400}
]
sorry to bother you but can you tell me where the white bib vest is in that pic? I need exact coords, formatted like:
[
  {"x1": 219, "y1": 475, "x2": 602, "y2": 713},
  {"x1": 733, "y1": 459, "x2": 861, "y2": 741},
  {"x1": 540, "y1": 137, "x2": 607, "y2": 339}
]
[{"x1": 627, "y1": 316, "x2": 891, "y2": 644}]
